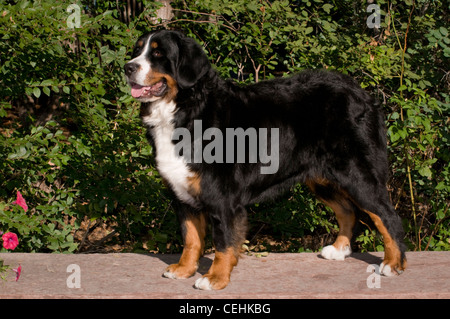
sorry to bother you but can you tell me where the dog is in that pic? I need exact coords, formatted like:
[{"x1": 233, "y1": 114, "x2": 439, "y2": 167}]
[{"x1": 124, "y1": 29, "x2": 406, "y2": 290}]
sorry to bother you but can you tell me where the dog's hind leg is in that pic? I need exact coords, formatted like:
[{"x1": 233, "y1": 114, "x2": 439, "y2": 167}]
[
  {"x1": 362, "y1": 204, "x2": 407, "y2": 276},
  {"x1": 336, "y1": 179, "x2": 407, "y2": 276},
  {"x1": 320, "y1": 199, "x2": 355, "y2": 260},
  {"x1": 307, "y1": 178, "x2": 356, "y2": 260}
]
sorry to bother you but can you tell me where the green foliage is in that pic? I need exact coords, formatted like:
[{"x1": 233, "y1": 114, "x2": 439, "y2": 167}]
[
  {"x1": 0, "y1": 0, "x2": 449, "y2": 253},
  {"x1": 0, "y1": 0, "x2": 176, "y2": 253},
  {"x1": 250, "y1": 184, "x2": 334, "y2": 237}
]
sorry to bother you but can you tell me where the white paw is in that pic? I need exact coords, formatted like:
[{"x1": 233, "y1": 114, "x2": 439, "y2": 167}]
[
  {"x1": 163, "y1": 270, "x2": 178, "y2": 279},
  {"x1": 380, "y1": 263, "x2": 395, "y2": 277},
  {"x1": 321, "y1": 245, "x2": 351, "y2": 261},
  {"x1": 194, "y1": 277, "x2": 212, "y2": 290}
]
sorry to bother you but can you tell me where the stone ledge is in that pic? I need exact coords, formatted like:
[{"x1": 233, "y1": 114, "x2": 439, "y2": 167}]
[{"x1": 0, "y1": 251, "x2": 449, "y2": 299}]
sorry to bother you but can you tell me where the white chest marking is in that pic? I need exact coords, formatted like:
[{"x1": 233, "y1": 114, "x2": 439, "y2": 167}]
[{"x1": 142, "y1": 100, "x2": 196, "y2": 206}]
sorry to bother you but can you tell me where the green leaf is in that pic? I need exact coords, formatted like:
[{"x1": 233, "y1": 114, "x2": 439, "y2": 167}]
[
  {"x1": 246, "y1": 2, "x2": 259, "y2": 12},
  {"x1": 304, "y1": 26, "x2": 313, "y2": 35},
  {"x1": 322, "y1": 4, "x2": 333, "y2": 14},
  {"x1": 43, "y1": 86, "x2": 51, "y2": 96},
  {"x1": 63, "y1": 86, "x2": 70, "y2": 94},
  {"x1": 418, "y1": 166, "x2": 432, "y2": 178},
  {"x1": 33, "y1": 87, "x2": 41, "y2": 98},
  {"x1": 40, "y1": 79, "x2": 53, "y2": 86},
  {"x1": 436, "y1": 182, "x2": 448, "y2": 191}
]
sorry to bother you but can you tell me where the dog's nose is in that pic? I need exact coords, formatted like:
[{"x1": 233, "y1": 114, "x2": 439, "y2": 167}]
[{"x1": 124, "y1": 62, "x2": 139, "y2": 77}]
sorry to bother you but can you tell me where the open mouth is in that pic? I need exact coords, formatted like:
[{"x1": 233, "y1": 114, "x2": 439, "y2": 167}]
[{"x1": 130, "y1": 79, "x2": 167, "y2": 99}]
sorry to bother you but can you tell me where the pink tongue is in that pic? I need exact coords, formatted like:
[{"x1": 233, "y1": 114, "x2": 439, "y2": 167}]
[{"x1": 131, "y1": 84, "x2": 146, "y2": 98}]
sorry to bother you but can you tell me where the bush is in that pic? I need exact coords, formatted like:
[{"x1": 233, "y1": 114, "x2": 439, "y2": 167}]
[
  {"x1": 0, "y1": 0, "x2": 176, "y2": 253},
  {"x1": 0, "y1": 0, "x2": 448, "y2": 253}
]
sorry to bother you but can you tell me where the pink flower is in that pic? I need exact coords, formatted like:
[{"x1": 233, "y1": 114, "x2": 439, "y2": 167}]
[
  {"x1": 2, "y1": 232, "x2": 19, "y2": 250},
  {"x1": 12, "y1": 264, "x2": 22, "y2": 281},
  {"x1": 12, "y1": 191, "x2": 28, "y2": 212}
]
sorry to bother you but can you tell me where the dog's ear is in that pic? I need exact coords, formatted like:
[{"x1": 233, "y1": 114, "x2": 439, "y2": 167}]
[{"x1": 175, "y1": 36, "x2": 211, "y2": 89}]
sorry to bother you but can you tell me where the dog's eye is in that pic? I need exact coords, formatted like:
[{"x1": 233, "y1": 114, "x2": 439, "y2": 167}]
[
  {"x1": 131, "y1": 47, "x2": 142, "y2": 58},
  {"x1": 152, "y1": 50, "x2": 162, "y2": 58}
]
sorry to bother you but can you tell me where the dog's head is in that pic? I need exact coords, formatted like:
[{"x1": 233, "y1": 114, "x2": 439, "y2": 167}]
[{"x1": 124, "y1": 30, "x2": 210, "y2": 102}]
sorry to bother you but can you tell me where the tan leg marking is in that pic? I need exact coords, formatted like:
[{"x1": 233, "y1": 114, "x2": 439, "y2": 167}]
[
  {"x1": 364, "y1": 210, "x2": 406, "y2": 274},
  {"x1": 326, "y1": 200, "x2": 355, "y2": 250},
  {"x1": 319, "y1": 199, "x2": 355, "y2": 260},
  {"x1": 164, "y1": 214, "x2": 206, "y2": 279},
  {"x1": 195, "y1": 247, "x2": 239, "y2": 290}
]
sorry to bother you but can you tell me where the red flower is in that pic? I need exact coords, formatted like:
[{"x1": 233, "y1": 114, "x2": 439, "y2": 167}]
[
  {"x1": 12, "y1": 264, "x2": 22, "y2": 281},
  {"x1": 12, "y1": 191, "x2": 28, "y2": 212},
  {"x1": 2, "y1": 232, "x2": 19, "y2": 250}
]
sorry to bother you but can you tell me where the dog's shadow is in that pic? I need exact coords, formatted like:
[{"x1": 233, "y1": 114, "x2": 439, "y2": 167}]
[
  {"x1": 316, "y1": 252, "x2": 384, "y2": 266},
  {"x1": 154, "y1": 252, "x2": 383, "y2": 277}
]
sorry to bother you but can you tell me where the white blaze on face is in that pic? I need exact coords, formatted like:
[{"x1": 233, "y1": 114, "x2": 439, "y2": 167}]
[
  {"x1": 127, "y1": 34, "x2": 152, "y2": 87},
  {"x1": 126, "y1": 35, "x2": 164, "y2": 102}
]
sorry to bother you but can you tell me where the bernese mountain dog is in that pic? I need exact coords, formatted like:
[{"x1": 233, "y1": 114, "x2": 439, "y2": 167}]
[{"x1": 124, "y1": 29, "x2": 406, "y2": 290}]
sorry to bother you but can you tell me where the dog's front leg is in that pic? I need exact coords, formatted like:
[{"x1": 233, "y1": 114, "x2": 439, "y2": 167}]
[
  {"x1": 194, "y1": 204, "x2": 247, "y2": 290},
  {"x1": 164, "y1": 210, "x2": 207, "y2": 279}
]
